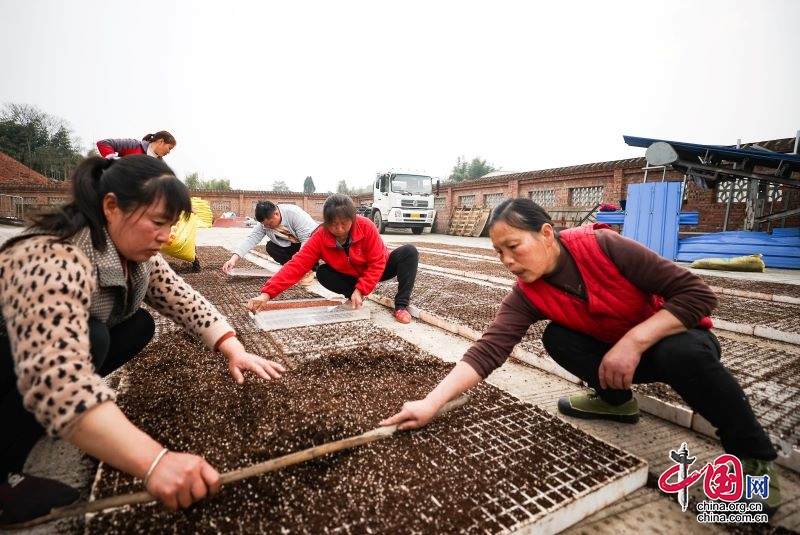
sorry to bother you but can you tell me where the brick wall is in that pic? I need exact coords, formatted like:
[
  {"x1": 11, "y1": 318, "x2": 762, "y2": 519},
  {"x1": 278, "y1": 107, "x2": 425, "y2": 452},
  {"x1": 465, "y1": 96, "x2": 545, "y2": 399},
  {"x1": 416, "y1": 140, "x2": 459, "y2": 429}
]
[
  {"x1": 0, "y1": 184, "x2": 333, "y2": 223},
  {"x1": 3, "y1": 146, "x2": 797, "y2": 232}
]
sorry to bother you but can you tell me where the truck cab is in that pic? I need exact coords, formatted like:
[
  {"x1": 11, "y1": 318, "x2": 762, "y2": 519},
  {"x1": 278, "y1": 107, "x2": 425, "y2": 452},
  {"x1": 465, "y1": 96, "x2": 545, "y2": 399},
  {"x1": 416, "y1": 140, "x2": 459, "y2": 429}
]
[{"x1": 370, "y1": 171, "x2": 436, "y2": 234}]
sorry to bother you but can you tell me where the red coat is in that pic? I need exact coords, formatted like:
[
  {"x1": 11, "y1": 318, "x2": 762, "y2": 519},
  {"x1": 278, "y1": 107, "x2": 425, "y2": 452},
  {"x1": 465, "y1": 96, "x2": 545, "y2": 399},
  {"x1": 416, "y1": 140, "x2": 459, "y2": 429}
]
[
  {"x1": 518, "y1": 224, "x2": 712, "y2": 344},
  {"x1": 95, "y1": 138, "x2": 148, "y2": 158},
  {"x1": 261, "y1": 215, "x2": 388, "y2": 298}
]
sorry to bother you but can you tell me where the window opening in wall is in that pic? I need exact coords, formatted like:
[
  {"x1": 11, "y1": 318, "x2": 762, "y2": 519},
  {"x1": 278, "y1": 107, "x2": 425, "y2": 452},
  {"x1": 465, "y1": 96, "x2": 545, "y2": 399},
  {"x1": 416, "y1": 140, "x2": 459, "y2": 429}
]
[
  {"x1": 48, "y1": 197, "x2": 67, "y2": 205},
  {"x1": 0, "y1": 195, "x2": 25, "y2": 220},
  {"x1": 211, "y1": 201, "x2": 232, "y2": 211},
  {"x1": 715, "y1": 178, "x2": 783, "y2": 204},
  {"x1": 528, "y1": 189, "x2": 555, "y2": 207},
  {"x1": 569, "y1": 186, "x2": 603, "y2": 206},
  {"x1": 434, "y1": 196, "x2": 447, "y2": 210},
  {"x1": 459, "y1": 195, "x2": 475, "y2": 207},
  {"x1": 484, "y1": 193, "x2": 504, "y2": 208}
]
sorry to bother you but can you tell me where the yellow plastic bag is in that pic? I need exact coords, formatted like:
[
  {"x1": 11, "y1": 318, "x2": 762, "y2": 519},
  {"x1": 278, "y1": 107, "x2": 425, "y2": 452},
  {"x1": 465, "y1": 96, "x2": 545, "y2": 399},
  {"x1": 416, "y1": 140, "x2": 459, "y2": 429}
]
[
  {"x1": 160, "y1": 212, "x2": 198, "y2": 262},
  {"x1": 689, "y1": 253, "x2": 765, "y2": 272},
  {"x1": 191, "y1": 197, "x2": 214, "y2": 228}
]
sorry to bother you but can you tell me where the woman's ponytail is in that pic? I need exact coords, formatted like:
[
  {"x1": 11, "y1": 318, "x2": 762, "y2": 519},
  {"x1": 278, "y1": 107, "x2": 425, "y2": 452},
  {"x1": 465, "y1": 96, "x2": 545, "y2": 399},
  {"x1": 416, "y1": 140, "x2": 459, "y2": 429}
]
[{"x1": 23, "y1": 154, "x2": 186, "y2": 251}]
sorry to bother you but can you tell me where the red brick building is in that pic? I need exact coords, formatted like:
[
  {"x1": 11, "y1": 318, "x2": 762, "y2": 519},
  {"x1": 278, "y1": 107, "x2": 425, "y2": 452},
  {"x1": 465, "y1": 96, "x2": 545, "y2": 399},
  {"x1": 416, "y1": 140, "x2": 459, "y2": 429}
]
[{"x1": 2, "y1": 137, "x2": 797, "y2": 233}]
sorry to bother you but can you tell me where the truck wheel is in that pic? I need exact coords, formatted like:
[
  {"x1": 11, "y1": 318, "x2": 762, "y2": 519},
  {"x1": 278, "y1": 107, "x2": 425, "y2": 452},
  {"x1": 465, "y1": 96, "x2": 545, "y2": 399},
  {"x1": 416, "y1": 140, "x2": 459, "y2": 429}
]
[
  {"x1": 373, "y1": 210, "x2": 386, "y2": 234},
  {"x1": 411, "y1": 227, "x2": 424, "y2": 235}
]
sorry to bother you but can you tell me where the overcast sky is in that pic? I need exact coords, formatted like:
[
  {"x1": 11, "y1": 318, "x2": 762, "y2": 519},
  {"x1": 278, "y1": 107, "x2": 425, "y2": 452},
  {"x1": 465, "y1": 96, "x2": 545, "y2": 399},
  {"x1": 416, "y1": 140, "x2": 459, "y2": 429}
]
[{"x1": 2, "y1": 1, "x2": 798, "y2": 193}]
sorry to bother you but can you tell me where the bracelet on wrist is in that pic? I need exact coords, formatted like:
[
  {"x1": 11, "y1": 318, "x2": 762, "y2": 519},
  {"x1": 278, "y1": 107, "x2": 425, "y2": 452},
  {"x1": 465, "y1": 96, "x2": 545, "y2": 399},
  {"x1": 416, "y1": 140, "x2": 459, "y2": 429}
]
[
  {"x1": 214, "y1": 331, "x2": 237, "y2": 352},
  {"x1": 143, "y1": 447, "x2": 169, "y2": 487}
]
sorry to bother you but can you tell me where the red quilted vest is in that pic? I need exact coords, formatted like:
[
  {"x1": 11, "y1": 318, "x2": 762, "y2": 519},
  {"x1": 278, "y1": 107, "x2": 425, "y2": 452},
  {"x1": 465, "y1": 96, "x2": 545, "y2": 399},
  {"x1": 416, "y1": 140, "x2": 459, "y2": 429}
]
[{"x1": 518, "y1": 224, "x2": 710, "y2": 344}]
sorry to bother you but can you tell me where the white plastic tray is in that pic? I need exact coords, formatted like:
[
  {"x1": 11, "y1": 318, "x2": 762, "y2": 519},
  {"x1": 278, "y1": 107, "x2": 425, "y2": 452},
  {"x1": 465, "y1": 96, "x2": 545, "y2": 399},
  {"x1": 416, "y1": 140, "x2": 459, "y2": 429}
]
[{"x1": 253, "y1": 305, "x2": 371, "y2": 331}]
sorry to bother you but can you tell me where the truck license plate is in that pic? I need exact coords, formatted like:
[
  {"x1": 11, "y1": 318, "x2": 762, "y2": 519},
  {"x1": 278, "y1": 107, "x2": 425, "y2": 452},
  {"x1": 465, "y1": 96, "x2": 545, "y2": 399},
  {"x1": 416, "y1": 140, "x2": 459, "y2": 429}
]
[{"x1": 410, "y1": 213, "x2": 421, "y2": 218}]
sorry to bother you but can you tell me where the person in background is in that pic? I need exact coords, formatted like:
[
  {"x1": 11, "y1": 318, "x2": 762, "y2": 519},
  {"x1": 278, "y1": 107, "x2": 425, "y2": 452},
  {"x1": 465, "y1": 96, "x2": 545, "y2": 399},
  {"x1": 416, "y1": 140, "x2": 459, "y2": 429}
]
[
  {"x1": 247, "y1": 194, "x2": 418, "y2": 324},
  {"x1": 0, "y1": 155, "x2": 286, "y2": 525},
  {"x1": 96, "y1": 131, "x2": 176, "y2": 160},
  {"x1": 222, "y1": 201, "x2": 320, "y2": 287},
  {"x1": 96, "y1": 131, "x2": 200, "y2": 272},
  {"x1": 381, "y1": 197, "x2": 781, "y2": 514}
]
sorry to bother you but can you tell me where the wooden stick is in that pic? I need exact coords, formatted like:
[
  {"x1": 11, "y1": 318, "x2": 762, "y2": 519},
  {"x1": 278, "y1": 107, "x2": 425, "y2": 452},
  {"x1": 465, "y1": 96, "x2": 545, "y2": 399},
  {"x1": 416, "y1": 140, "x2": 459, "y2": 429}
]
[{"x1": 2, "y1": 396, "x2": 468, "y2": 530}]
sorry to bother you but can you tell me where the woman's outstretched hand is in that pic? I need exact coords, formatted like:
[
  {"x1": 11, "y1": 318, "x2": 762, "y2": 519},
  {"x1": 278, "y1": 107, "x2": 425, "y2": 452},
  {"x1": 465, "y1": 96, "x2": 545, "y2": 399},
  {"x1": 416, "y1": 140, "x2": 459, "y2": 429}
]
[
  {"x1": 380, "y1": 398, "x2": 439, "y2": 431},
  {"x1": 247, "y1": 293, "x2": 272, "y2": 312},
  {"x1": 218, "y1": 336, "x2": 286, "y2": 384}
]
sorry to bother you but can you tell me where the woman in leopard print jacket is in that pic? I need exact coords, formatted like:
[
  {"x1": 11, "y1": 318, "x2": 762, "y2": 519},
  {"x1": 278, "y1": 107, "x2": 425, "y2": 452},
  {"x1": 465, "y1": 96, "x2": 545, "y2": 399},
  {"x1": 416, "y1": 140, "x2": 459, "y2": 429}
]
[{"x1": 0, "y1": 155, "x2": 286, "y2": 523}]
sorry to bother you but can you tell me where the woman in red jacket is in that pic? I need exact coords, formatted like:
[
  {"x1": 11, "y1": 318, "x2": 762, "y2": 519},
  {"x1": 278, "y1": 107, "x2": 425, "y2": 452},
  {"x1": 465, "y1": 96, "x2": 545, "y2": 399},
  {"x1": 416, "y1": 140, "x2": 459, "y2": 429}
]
[
  {"x1": 381, "y1": 197, "x2": 781, "y2": 514},
  {"x1": 96, "y1": 131, "x2": 176, "y2": 159},
  {"x1": 247, "y1": 194, "x2": 418, "y2": 324}
]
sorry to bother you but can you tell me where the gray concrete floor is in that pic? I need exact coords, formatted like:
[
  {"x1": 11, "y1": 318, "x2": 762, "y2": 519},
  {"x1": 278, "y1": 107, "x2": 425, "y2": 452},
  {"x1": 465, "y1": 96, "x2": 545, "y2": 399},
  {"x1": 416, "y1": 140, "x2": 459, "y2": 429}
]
[{"x1": 3, "y1": 224, "x2": 799, "y2": 533}]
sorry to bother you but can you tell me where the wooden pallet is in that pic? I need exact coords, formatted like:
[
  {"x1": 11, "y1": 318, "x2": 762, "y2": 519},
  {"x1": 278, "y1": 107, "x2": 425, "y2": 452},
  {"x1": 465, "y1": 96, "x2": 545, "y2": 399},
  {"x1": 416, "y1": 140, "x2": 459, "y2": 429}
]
[{"x1": 447, "y1": 206, "x2": 493, "y2": 237}]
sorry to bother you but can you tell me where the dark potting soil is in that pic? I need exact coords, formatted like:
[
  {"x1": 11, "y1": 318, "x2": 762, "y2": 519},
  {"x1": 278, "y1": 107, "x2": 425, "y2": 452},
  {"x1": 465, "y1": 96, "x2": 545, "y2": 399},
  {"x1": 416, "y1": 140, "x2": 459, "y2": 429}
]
[
  {"x1": 86, "y1": 246, "x2": 645, "y2": 532},
  {"x1": 86, "y1": 326, "x2": 644, "y2": 533}
]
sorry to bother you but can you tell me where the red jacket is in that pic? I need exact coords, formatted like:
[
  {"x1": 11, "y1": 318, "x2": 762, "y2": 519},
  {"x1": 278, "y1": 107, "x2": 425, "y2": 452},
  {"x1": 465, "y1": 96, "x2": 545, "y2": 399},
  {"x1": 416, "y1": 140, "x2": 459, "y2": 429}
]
[
  {"x1": 96, "y1": 138, "x2": 148, "y2": 158},
  {"x1": 518, "y1": 224, "x2": 711, "y2": 344},
  {"x1": 261, "y1": 215, "x2": 388, "y2": 298}
]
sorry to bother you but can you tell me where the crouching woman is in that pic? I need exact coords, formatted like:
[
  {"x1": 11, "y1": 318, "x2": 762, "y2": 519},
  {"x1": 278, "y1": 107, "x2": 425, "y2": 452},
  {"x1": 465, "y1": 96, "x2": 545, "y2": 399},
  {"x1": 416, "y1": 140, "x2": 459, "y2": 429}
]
[
  {"x1": 0, "y1": 155, "x2": 286, "y2": 525},
  {"x1": 382, "y1": 197, "x2": 781, "y2": 514}
]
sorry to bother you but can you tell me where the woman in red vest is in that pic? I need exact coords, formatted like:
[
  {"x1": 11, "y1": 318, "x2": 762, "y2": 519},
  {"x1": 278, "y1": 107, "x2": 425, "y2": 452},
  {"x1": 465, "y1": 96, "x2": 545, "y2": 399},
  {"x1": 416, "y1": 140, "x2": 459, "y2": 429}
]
[{"x1": 382, "y1": 197, "x2": 780, "y2": 514}]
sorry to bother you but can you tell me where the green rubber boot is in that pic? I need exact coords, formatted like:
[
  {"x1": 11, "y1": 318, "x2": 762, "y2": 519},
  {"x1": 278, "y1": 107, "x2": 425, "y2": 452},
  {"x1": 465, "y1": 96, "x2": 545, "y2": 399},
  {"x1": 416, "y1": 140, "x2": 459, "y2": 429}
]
[
  {"x1": 557, "y1": 391, "x2": 640, "y2": 424},
  {"x1": 740, "y1": 458, "x2": 781, "y2": 516}
]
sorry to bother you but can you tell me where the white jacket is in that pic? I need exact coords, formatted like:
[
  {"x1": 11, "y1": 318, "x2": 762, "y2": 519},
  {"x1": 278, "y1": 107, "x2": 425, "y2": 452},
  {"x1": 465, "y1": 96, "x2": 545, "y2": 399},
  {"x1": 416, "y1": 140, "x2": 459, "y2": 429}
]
[{"x1": 234, "y1": 204, "x2": 320, "y2": 258}]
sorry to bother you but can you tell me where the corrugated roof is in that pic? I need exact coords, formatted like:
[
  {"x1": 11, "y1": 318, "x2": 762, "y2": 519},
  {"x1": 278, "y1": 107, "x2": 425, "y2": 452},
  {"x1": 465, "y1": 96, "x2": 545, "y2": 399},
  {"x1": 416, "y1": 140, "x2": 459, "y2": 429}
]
[{"x1": 624, "y1": 136, "x2": 800, "y2": 173}]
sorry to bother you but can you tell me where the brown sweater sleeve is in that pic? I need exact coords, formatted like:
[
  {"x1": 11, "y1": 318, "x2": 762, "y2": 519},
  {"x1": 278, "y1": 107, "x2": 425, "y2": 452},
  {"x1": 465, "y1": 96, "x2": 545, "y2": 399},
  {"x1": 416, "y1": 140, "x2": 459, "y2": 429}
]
[
  {"x1": 594, "y1": 229, "x2": 718, "y2": 327},
  {"x1": 460, "y1": 228, "x2": 717, "y2": 379},
  {"x1": 461, "y1": 286, "x2": 547, "y2": 378}
]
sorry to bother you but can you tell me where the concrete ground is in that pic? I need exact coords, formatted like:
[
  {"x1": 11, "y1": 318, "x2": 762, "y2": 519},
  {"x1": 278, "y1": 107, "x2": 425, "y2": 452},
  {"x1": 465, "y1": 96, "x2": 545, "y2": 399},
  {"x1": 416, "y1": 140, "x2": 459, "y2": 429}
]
[{"x1": 2, "y1": 224, "x2": 799, "y2": 534}]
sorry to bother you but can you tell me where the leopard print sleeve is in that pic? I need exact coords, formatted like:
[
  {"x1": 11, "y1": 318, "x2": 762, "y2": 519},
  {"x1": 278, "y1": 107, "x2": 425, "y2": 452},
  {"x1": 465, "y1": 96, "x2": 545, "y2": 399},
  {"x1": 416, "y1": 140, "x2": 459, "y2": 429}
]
[
  {"x1": 0, "y1": 236, "x2": 117, "y2": 437},
  {"x1": 144, "y1": 254, "x2": 234, "y2": 349}
]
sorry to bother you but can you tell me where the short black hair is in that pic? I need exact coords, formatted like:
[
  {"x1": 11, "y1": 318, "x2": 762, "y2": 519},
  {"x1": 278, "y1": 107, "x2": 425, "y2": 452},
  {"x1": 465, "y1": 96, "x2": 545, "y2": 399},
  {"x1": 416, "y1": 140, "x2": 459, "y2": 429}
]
[
  {"x1": 254, "y1": 201, "x2": 278, "y2": 222},
  {"x1": 322, "y1": 194, "x2": 357, "y2": 225},
  {"x1": 23, "y1": 155, "x2": 190, "y2": 251}
]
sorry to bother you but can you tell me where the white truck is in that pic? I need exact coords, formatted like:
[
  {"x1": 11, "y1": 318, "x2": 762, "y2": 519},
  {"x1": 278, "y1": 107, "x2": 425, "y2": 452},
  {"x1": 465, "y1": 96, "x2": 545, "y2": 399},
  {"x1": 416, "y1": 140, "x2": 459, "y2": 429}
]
[{"x1": 366, "y1": 170, "x2": 437, "y2": 235}]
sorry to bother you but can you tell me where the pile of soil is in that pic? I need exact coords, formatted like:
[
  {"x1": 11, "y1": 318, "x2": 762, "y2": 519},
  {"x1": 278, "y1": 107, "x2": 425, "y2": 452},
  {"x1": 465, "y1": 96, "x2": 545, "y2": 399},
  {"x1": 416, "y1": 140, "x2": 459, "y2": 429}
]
[
  {"x1": 85, "y1": 248, "x2": 645, "y2": 533},
  {"x1": 88, "y1": 333, "x2": 643, "y2": 534}
]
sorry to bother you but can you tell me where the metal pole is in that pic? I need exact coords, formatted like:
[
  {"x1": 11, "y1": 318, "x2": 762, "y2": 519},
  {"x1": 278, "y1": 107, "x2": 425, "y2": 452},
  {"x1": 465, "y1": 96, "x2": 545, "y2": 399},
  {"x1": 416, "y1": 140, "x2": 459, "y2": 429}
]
[{"x1": 722, "y1": 139, "x2": 741, "y2": 232}]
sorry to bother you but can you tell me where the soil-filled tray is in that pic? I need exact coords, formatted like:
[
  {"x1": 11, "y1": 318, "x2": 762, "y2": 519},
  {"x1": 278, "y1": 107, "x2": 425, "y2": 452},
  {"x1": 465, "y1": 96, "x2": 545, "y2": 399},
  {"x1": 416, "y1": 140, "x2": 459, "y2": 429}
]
[{"x1": 86, "y1": 329, "x2": 646, "y2": 534}]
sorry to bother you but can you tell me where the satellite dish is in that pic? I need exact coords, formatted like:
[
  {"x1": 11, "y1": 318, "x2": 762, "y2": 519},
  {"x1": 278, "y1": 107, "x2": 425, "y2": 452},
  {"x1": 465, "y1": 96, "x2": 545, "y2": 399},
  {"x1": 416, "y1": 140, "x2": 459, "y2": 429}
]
[{"x1": 645, "y1": 142, "x2": 679, "y2": 166}]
